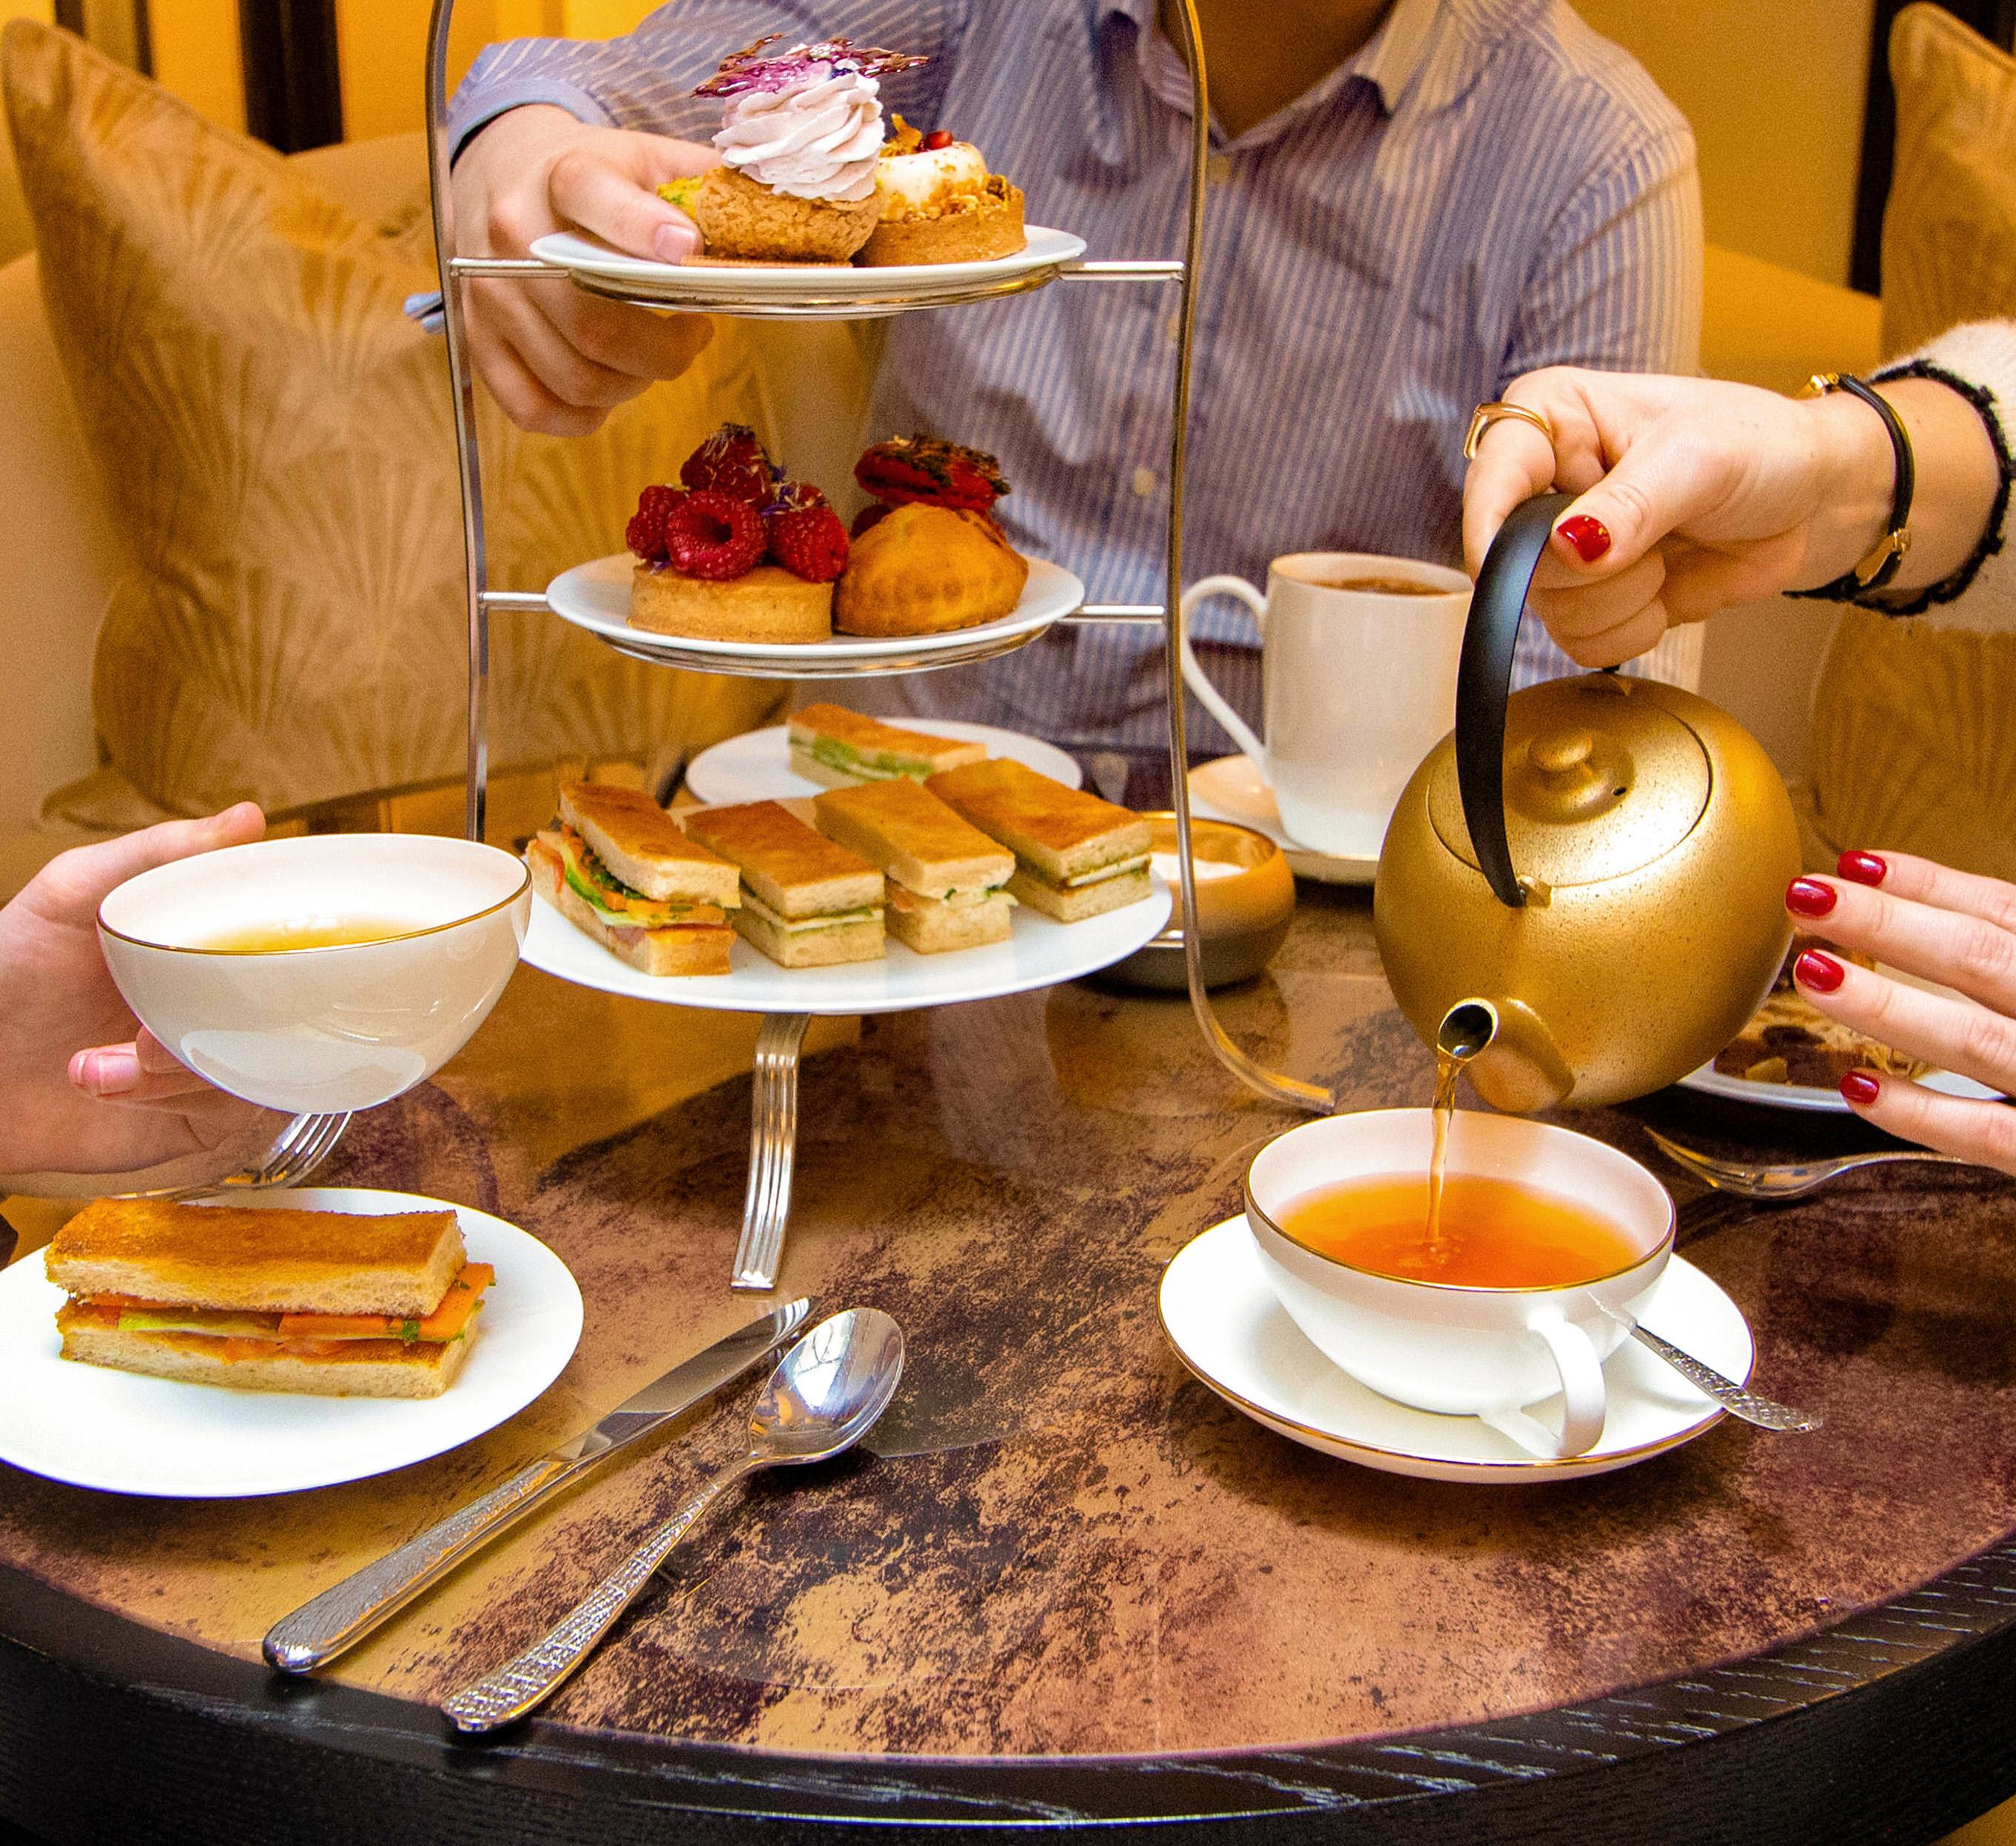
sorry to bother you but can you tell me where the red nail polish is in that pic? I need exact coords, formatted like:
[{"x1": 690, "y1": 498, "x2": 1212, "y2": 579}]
[
  {"x1": 1840, "y1": 1070, "x2": 1881, "y2": 1106},
  {"x1": 1786, "y1": 877, "x2": 1838, "y2": 919},
  {"x1": 1556, "y1": 514, "x2": 1611, "y2": 564},
  {"x1": 1794, "y1": 950, "x2": 1846, "y2": 993},
  {"x1": 1838, "y1": 851, "x2": 1888, "y2": 887}
]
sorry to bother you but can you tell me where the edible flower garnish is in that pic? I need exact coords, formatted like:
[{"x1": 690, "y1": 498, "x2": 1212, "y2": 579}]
[{"x1": 696, "y1": 34, "x2": 928, "y2": 95}]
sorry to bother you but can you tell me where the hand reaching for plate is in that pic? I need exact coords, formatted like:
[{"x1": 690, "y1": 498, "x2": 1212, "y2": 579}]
[
  {"x1": 1784, "y1": 852, "x2": 2016, "y2": 1177},
  {"x1": 0, "y1": 805, "x2": 279, "y2": 1178},
  {"x1": 451, "y1": 104, "x2": 719, "y2": 436}
]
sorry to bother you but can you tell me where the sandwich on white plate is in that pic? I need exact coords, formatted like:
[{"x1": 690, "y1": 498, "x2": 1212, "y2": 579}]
[
  {"x1": 527, "y1": 782, "x2": 739, "y2": 976},
  {"x1": 813, "y1": 778, "x2": 1016, "y2": 953},
  {"x1": 679, "y1": 799, "x2": 887, "y2": 967},
  {"x1": 49, "y1": 1198, "x2": 492, "y2": 1398},
  {"x1": 787, "y1": 702, "x2": 988, "y2": 788},
  {"x1": 926, "y1": 758, "x2": 1154, "y2": 921}
]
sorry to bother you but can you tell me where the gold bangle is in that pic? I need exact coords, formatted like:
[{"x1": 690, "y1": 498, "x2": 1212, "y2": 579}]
[{"x1": 1463, "y1": 400, "x2": 1556, "y2": 460}]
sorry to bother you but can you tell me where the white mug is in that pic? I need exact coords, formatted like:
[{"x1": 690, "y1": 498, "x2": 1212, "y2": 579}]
[
  {"x1": 1243, "y1": 1110, "x2": 1674, "y2": 1460},
  {"x1": 1180, "y1": 554, "x2": 1471, "y2": 859}
]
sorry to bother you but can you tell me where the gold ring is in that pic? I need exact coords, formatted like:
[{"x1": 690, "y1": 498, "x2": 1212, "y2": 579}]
[{"x1": 1463, "y1": 400, "x2": 1556, "y2": 460}]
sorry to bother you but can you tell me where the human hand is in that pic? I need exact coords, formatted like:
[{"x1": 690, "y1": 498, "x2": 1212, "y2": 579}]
[
  {"x1": 1782, "y1": 851, "x2": 2016, "y2": 1178},
  {"x1": 1459, "y1": 367, "x2": 1902, "y2": 666},
  {"x1": 451, "y1": 105, "x2": 719, "y2": 435},
  {"x1": 0, "y1": 805, "x2": 278, "y2": 1178}
]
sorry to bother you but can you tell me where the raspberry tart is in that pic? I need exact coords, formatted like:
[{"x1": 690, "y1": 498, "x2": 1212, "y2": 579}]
[
  {"x1": 836, "y1": 437, "x2": 1029, "y2": 636},
  {"x1": 627, "y1": 426, "x2": 848, "y2": 643},
  {"x1": 861, "y1": 116, "x2": 1027, "y2": 266}
]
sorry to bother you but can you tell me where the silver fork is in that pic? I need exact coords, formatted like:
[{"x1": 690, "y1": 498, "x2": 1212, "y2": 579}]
[
  {"x1": 1646, "y1": 1128, "x2": 1975, "y2": 1201},
  {"x1": 119, "y1": 1112, "x2": 353, "y2": 1203}
]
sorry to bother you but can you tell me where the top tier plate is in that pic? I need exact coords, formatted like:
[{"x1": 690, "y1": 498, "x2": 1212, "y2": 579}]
[{"x1": 528, "y1": 226, "x2": 1089, "y2": 318}]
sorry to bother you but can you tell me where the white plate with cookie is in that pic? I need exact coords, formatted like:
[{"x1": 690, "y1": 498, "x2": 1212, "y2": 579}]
[
  {"x1": 528, "y1": 226, "x2": 1088, "y2": 315},
  {"x1": 0, "y1": 1190, "x2": 582, "y2": 1498},
  {"x1": 545, "y1": 551, "x2": 1083, "y2": 673}
]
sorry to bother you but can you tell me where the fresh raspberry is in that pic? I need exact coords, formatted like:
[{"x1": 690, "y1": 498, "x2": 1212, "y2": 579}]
[
  {"x1": 662, "y1": 489, "x2": 764, "y2": 580},
  {"x1": 625, "y1": 483, "x2": 685, "y2": 562},
  {"x1": 760, "y1": 480, "x2": 830, "y2": 520},
  {"x1": 856, "y1": 435, "x2": 1009, "y2": 513},
  {"x1": 768, "y1": 503, "x2": 850, "y2": 583},
  {"x1": 679, "y1": 423, "x2": 780, "y2": 506}
]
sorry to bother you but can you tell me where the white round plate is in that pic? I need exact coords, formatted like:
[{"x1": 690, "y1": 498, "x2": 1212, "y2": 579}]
[
  {"x1": 528, "y1": 226, "x2": 1088, "y2": 318},
  {"x1": 546, "y1": 554, "x2": 1083, "y2": 674},
  {"x1": 1160, "y1": 1217, "x2": 1753, "y2": 1483},
  {"x1": 523, "y1": 878, "x2": 1171, "y2": 1016},
  {"x1": 685, "y1": 719, "x2": 1081, "y2": 806},
  {"x1": 0, "y1": 1189, "x2": 582, "y2": 1498},
  {"x1": 1187, "y1": 756, "x2": 1377, "y2": 887},
  {"x1": 1677, "y1": 1063, "x2": 2000, "y2": 1113}
]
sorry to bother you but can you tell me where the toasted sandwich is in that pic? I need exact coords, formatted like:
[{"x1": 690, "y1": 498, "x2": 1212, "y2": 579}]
[
  {"x1": 813, "y1": 779, "x2": 1015, "y2": 953},
  {"x1": 528, "y1": 782, "x2": 739, "y2": 976},
  {"x1": 679, "y1": 800, "x2": 887, "y2": 967},
  {"x1": 48, "y1": 1198, "x2": 492, "y2": 1398},
  {"x1": 787, "y1": 702, "x2": 988, "y2": 788},
  {"x1": 925, "y1": 759, "x2": 1154, "y2": 922}
]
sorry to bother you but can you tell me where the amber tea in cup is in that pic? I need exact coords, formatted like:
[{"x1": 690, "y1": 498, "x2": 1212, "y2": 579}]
[
  {"x1": 1274, "y1": 1174, "x2": 1644, "y2": 1289},
  {"x1": 196, "y1": 918, "x2": 417, "y2": 953},
  {"x1": 1299, "y1": 574, "x2": 1448, "y2": 597}
]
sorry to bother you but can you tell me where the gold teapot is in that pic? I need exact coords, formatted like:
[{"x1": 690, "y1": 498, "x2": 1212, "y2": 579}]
[{"x1": 1374, "y1": 493, "x2": 1801, "y2": 1112}]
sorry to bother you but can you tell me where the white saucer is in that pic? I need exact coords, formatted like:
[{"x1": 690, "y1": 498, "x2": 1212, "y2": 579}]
[
  {"x1": 1679, "y1": 1063, "x2": 2001, "y2": 1113},
  {"x1": 528, "y1": 226, "x2": 1089, "y2": 319},
  {"x1": 685, "y1": 718, "x2": 1081, "y2": 806},
  {"x1": 545, "y1": 553, "x2": 1083, "y2": 677},
  {"x1": 1186, "y1": 756, "x2": 1378, "y2": 887},
  {"x1": 1160, "y1": 1218, "x2": 1753, "y2": 1483},
  {"x1": 0, "y1": 1189, "x2": 583, "y2": 1498}
]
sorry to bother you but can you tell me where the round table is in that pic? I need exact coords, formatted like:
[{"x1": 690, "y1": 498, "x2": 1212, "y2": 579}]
[{"x1": 6, "y1": 887, "x2": 2016, "y2": 1845}]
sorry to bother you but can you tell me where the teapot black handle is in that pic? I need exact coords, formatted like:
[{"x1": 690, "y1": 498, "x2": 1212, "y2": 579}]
[{"x1": 1456, "y1": 490, "x2": 1575, "y2": 910}]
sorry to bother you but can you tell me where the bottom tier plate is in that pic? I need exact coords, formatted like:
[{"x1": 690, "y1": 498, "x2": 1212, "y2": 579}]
[{"x1": 522, "y1": 879, "x2": 1172, "y2": 1016}]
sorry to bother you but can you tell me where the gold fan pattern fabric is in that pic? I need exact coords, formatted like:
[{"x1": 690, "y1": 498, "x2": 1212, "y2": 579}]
[{"x1": 1, "y1": 19, "x2": 784, "y2": 816}]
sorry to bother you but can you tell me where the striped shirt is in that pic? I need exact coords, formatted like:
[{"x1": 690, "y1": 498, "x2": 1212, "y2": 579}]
[{"x1": 454, "y1": 0, "x2": 1703, "y2": 750}]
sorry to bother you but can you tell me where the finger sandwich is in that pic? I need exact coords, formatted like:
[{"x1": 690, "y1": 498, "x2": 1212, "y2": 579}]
[
  {"x1": 813, "y1": 779, "x2": 1015, "y2": 953},
  {"x1": 48, "y1": 1198, "x2": 491, "y2": 1398},
  {"x1": 680, "y1": 800, "x2": 886, "y2": 967},
  {"x1": 528, "y1": 782, "x2": 740, "y2": 976},
  {"x1": 926, "y1": 759, "x2": 1153, "y2": 922},
  {"x1": 787, "y1": 703, "x2": 989, "y2": 788}
]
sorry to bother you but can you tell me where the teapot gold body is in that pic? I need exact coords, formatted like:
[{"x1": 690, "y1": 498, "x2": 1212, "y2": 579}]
[{"x1": 1374, "y1": 494, "x2": 1801, "y2": 1112}]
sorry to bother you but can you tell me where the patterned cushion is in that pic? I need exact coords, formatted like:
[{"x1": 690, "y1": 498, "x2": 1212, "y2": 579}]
[{"x1": 1, "y1": 19, "x2": 787, "y2": 816}]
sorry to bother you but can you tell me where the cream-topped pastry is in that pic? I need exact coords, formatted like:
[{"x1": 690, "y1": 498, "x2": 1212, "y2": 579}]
[
  {"x1": 874, "y1": 138, "x2": 990, "y2": 215},
  {"x1": 861, "y1": 116, "x2": 1027, "y2": 266}
]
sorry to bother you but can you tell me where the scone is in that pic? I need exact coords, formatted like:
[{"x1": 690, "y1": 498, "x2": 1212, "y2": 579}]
[
  {"x1": 861, "y1": 118, "x2": 1027, "y2": 265},
  {"x1": 833, "y1": 504, "x2": 1029, "y2": 636}
]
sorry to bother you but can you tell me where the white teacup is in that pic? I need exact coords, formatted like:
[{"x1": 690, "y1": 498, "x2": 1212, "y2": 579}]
[
  {"x1": 1180, "y1": 554, "x2": 1470, "y2": 859},
  {"x1": 98, "y1": 834, "x2": 531, "y2": 1115},
  {"x1": 1244, "y1": 1110, "x2": 1673, "y2": 1460}
]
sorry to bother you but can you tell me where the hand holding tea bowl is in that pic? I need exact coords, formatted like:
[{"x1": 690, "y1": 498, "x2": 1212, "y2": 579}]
[
  {"x1": 1245, "y1": 1112, "x2": 1674, "y2": 1460},
  {"x1": 96, "y1": 833, "x2": 532, "y2": 1116}
]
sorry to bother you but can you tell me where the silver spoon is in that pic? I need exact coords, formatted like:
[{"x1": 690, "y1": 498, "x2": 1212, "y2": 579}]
[
  {"x1": 443, "y1": 1306, "x2": 905, "y2": 1735},
  {"x1": 1601, "y1": 1306, "x2": 1821, "y2": 1434},
  {"x1": 1647, "y1": 1128, "x2": 1975, "y2": 1201}
]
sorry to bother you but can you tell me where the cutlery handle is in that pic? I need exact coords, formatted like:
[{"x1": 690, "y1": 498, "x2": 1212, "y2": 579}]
[
  {"x1": 264, "y1": 1451, "x2": 585, "y2": 1673},
  {"x1": 1629, "y1": 1326, "x2": 1823, "y2": 1434},
  {"x1": 442, "y1": 1457, "x2": 753, "y2": 1734}
]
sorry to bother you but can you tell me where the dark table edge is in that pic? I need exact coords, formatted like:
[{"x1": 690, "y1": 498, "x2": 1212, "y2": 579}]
[{"x1": 6, "y1": 1539, "x2": 2016, "y2": 1846}]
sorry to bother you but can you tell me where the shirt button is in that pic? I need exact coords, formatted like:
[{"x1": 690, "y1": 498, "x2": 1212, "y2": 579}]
[
  {"x1": 1206, "y1": 152, "x2": 1232, "y2": 185},
  {"x1": 1131, "y1": 466, "x2": 1157, "y2": 498}
]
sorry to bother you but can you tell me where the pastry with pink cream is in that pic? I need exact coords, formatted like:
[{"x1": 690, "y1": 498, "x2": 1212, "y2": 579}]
[
  {"x1": 672, "y1": 35, "x2": 927, "y2": 263},
  {"x1": 861, "y1": 115, "x2": 1026, "y2": 265}
]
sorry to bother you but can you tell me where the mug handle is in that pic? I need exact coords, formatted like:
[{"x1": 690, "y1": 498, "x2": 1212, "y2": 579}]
[
  {"x1": 1177, "y1": 576, "x2": 1270, "y2": 767},
  {"x1": 1479, "y1": 1313, "x2": 1607, "y2": 1459}
]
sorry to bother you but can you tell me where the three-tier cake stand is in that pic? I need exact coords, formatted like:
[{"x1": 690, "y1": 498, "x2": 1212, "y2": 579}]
[{"x1": 422, "y1": 0, "x2": 1340, "y2": 1291}]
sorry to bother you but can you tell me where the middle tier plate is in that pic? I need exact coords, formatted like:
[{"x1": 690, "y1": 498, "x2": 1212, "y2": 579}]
[
  {"x1": 522, "y1": 879, "x2": 1172, "y2": 1016},
  {"x1": 545, "y1": 554, "x2": 1086, "y2": 679}
]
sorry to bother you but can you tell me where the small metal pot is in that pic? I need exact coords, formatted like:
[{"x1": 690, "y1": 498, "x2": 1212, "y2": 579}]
[{"x1": 1103, "y1": 814, "x2": 1296, "y2": 991}]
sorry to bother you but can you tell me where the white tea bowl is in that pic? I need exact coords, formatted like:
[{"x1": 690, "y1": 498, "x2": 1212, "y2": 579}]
[
  {"x1": 98, "y1": 833, "x2": 531, "y2": 1115},
  {"x1": 1244, "y1": 1110, "x2": 1673, "y2": 1459}
]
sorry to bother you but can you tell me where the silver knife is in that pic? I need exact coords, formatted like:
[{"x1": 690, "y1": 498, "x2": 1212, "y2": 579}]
[{"x1": 262, "y1": 1295, "x2": 819, "y2": 1674}]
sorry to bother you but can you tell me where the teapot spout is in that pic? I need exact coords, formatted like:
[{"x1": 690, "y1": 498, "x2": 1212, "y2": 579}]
[{"x1": 1437, "y1": 997, "x2": 1576, "y2": 1112}]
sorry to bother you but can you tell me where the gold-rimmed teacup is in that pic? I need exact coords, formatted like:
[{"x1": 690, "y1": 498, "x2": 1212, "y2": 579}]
[{"x1": 98, "y1": 834, "x2": 531, "y2": 1114}]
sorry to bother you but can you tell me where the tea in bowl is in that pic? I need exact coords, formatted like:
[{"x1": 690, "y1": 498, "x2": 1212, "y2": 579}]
[
  {"x1": 1244, "y1": 1111, "x2": 1673, "y2": 1459},
  {"x1": 98, "y1": 834, "x2": 531, "y2": 1115}
]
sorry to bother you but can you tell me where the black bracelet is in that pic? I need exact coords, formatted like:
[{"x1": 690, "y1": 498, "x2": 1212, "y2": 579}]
[
  {"x1": 1788, "y1": 372, "x2": 1915, "y2": 603},
  {"x1": 1858, "y1": 358, "x2": 2014, "y2": 617}
]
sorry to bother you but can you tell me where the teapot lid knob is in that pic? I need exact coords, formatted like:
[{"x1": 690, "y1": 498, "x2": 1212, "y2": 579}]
[{"x1": 1527, "y1": 727, "x2": 1596, "y2": 776}]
